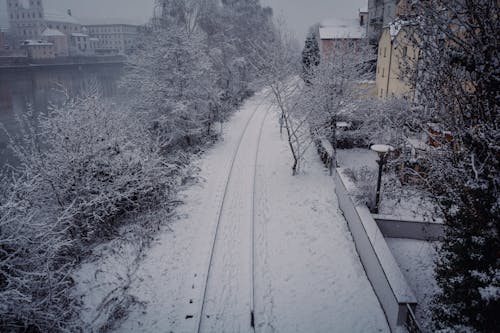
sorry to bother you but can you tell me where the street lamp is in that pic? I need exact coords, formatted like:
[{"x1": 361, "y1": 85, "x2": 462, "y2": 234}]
[{"x1": 370, "y1": 144, "x2": 394, "y2": 214}]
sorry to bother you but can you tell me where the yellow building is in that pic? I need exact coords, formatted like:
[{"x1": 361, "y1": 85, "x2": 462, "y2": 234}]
[{"x1": 375, "y1": 20, "x2": 419, "y2": 99}]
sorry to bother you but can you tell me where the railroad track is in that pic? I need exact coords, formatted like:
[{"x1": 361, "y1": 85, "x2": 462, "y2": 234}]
[{"x1": 194, "y1": 94, "x2": 271, "y2": 333}]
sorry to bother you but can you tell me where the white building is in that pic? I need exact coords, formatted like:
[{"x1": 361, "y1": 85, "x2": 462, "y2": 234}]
[
  {"x1": 85, "y1": 24, "x2": 139, "y2": 54},
  {"x1": 6, "y1": 0, "x2": 82, "y2": 52}
]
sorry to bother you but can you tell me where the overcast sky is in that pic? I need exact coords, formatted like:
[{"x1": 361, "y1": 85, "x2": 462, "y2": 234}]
[{"x1": 1, "y1": 0, "x2": 368, "y2": 40}]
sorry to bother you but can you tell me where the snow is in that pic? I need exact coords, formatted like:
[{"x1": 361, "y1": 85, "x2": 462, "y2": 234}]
[
  {"x1": 44, "y1": 11, "x2": 80, "y2": 24},
  {"x1": 386, "y1": 239, "x2": 440, "y2": 333},
  {"x1": 388, "y1": 19, "x2": 415, "y2": 41},
  {"x1": 380, "y1": 193, "x2": 442, "y2": 222},
  {"x1": 75, "y1": 90, "x2": 390, "y2": 332},
  {"x1": 41, "y1": 28, "x2": 65, "y2": 37},
  {"x1": 21, "y1": 40, "x2": 53, "y2": 46},
  {"x1": 337, "y1": 148, "x2": 378, "y2": 171},
  {"x1": 319, "y1": 18, "x2": 366, "y2": 40}
]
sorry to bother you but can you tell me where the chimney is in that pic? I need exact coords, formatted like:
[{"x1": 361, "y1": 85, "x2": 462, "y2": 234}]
[{"x1": 67, "y1": 9, "x2": 72, "y2": 16}]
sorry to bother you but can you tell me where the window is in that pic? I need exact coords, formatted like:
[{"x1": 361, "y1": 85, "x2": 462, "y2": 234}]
[
  {"x1": 380, "y1": 88, "x2": 383, "y2": 98},
  {"x1": 403, "y1": 46, "x2": 408, "y2": 57},
  {"x1": 382, "y1": 67, "x2": 385, "y2": 78},
  {"x1": 384, "y1": 47, "x2": 387, "y2": 57}
]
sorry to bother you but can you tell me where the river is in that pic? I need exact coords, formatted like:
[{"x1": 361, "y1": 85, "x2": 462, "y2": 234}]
[{"x1": 0, "y1": 64, "x2": 124, "y2": 168}]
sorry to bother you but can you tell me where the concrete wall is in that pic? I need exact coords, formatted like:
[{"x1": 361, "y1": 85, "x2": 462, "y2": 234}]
[
  {"x1": 334, "y1": 168, "x2": 417, "y2": 332},
  {"x1": 374, "y1": 215, "x2": 445, "y2": 241}
]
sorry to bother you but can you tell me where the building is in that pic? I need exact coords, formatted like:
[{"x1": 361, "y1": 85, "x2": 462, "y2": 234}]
[
  {"x1": 6, "y1": 0, "x2": 82, "y2": 51},
  {"x1": 20, "y1": 39, "x2": 55, "y2": 59},
  {"x1": 375, "y1": 18, "x2": 419, "y2": 99},
  {"x1": 85, "y1": 24, "x2": 139, "y2": 54},
  {"x1": 44, "y1": 9, "x2": 81, "y2": 36},
  {"x1": 41, "y1": 27, "x2": 67, "y2": 56},
  {"x1": 0, "y1": 29, "x2": 6, "y2": 49},
  {"x1": 70, "y1": 31, "x2": 93, "y2": 55},
  {"x1": 0, "y1": 0, "x2": 9, "y2": 30},
  {"x1": 367, "y1": 0, "x2": 401, "y2": 45},
  {"x1": 318, "y1": 9, "x2": 368, "y2": 58}
]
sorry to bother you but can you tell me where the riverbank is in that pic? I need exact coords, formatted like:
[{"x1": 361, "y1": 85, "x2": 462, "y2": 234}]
[{"x1": 0, "y1": 55, "x2": 126, "y2": 70}]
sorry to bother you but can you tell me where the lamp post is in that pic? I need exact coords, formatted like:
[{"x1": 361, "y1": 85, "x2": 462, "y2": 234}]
[{"x1": 370, "y1": 144, "x2": 394, "y2": 214}]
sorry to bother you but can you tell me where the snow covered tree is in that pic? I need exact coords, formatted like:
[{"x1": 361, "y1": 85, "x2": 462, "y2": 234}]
[
  {"x1": 251, "y1": 21, "x2": 312, "y2": 175},
  {"x1": 400, "y1": 1, "x2": 500, "y2": 331},
  {"x1": 131, "y1": 0, "x2": 276, "y2": 150},
  {"x1": 123, "y1": 14, "x2": 217, "y2": 151},
  {"x1": 301, "y1": 29, "x2": 320, "y2": 84},
  {"x1": 305, "y1": 40, "x2": 374, "y2": 166}
]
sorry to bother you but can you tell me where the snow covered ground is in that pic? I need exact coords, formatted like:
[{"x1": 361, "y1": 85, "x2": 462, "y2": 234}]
[
  {"x1": 337, "y1": 148, "x2": 378, "y2": 171},
  {"x1": 75, "y1": 91, "x2": 390, "y2": 332},
  {"x1": 387, "y1": 239, "x2": 440, "y2": 333}
]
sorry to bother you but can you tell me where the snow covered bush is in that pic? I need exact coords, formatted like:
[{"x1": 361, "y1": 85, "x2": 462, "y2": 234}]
[
  {"x1": 344, "y1": 167, "x2": 378, "y2": 211},
  {"x1": 0, "y1": 176, "x2": 81, "y2": 332},
  {"x1": 9, "y1": 91, "x2": 177, "y2": 244},
  {"x1": 0, "y1": 90, "x2": 179, "y2": 331}
]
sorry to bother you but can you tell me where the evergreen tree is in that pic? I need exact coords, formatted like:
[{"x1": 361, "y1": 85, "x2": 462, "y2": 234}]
[{"x1": 301, "y1": 31, "x2": 320, "y2": 84}]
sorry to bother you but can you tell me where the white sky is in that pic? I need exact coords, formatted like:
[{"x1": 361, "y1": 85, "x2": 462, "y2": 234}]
[{"x1": 1, "y1": 0, "x2": 368, "y2": 40}]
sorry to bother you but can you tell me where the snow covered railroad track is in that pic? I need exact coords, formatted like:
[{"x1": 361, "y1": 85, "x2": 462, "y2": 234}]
[{"x1": 194, "y1": 96, "x2": 271, "y2": 333}]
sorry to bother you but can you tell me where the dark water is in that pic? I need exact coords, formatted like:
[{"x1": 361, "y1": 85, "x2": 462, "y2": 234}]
[{"x1": 0, "y1": 64, "x2": 123, "y2": 168}]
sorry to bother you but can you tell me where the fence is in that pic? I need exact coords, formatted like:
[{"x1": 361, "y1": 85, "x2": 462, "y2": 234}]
[{"x1": 334, "y1": 167, "x2": 418, "y2": 332}]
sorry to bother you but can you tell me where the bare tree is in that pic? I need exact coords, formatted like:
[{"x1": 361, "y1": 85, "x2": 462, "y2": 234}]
[
  {"x1": 251, "y1": 23, "x2": 314, "y2": 175},
  {"x1": 305, "y1": 40, "x2": 375, "y2": 166}
]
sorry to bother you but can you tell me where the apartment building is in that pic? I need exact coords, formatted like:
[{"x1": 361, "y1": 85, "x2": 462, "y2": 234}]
[
  {"x1": 375, "y1": 2, "x2": 419, "y2": 99},
  {"x1": 85, "y1": 24, "x2": 139, "y2": 54}
]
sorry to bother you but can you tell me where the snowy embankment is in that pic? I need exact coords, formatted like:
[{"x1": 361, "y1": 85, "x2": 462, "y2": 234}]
[{"x1": 75, "y1": 90, "x2": 390, "y2": 332}]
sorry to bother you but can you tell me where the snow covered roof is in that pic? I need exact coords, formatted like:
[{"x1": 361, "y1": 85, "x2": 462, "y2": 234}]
[
  {"x1": 319, "y1": 18, "x2": 366, "y2": 40},
  {"x1": 71, "y1": 32, "x2": 89, "y2": 37},
  {"x1": 41, "y1": 28, "x2": 65, "y2": 37},
  {"x1": 44, "y1": 11, "x2": 80, "y2": 25},
  {"x1": 21, "y1": 39, "x2": 53, "y2": 46}
]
